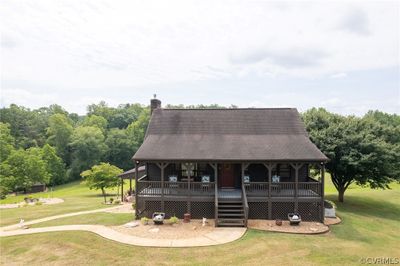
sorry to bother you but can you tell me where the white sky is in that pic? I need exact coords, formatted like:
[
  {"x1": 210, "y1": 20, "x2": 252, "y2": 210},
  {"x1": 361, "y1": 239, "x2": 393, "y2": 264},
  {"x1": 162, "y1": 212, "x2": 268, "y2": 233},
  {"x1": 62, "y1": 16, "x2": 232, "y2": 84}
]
[{"x1": 1, "y1": 0, "x2": 399, "y2": 115}]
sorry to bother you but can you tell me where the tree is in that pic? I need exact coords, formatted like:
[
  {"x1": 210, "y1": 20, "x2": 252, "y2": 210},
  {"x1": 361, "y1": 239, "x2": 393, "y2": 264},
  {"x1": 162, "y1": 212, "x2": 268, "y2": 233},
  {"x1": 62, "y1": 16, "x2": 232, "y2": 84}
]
[
  {"x1": 81, "y1": 115, "x2": 108, "y2": 134},
  {"x1": 303, "y1": 108, "x2": 399, "y2": 202},
  {"x1": 0, "y1": 122, "x2": 15, "y2": 162},
  {"x1": 42, "y1": 144, "x2": 66, "y2": 185},
  {"x1": 0, "y1": 104, "x2": 47, "y2": 148},
  {"x1": 105, "y1": 128, "x2": 133, "y2": 170},
  {"x1": 81, "y1": 162, "x2": 123, "y2": 203},
  {"x1": 3, "y1": 148, "x2": 50, "y2": 192},
  {"x1": 126, "y1": 108, "x2": 150, "y2": 152},
  {"x1": 69, "y1": 126, "x2": 108, "y2": 180},
  {"x1": 47, "y1": 114, "x2": 74, "y2": 164}
]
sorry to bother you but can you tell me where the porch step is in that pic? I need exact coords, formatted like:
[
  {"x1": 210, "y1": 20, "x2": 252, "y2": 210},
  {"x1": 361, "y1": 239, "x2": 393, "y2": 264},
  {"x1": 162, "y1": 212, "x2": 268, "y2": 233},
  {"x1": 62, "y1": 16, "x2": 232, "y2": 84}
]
[
  {"x1": 218, "y1": 213, "x2": 244, "y2": 217},
  {"x1": 216, "y1": 200, "x2": 246, "y2": 227},
  {"x1": 218, "y1": 209, "x2": 244, "y2": 213},
  {"x1": 217, "y1": 219, "x2": 245, "y2": 227}
]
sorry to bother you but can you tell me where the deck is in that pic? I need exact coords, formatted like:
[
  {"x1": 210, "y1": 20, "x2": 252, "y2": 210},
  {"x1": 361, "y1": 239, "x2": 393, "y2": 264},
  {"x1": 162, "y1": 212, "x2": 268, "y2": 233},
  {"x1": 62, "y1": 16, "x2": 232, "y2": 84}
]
[{"x1": 137, "y1": 181, "x2": 322, "y2": 199}]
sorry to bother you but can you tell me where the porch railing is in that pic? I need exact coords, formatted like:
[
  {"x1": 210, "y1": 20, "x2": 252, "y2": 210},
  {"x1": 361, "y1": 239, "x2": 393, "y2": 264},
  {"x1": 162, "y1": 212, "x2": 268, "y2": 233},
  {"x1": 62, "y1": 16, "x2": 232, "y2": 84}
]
[
  {"x1": 241, "y1": 182, "x2": 249, "y2": 227},
  {"x1": 137, "y1": 180, "x2": 321, "y2": 198},
  {"x1": 137, "y1": 181, "x2": 215, "y2": 196},
  {"x1": 244, "y1": 181, "x2": 322, "y2": 198},
  {"x1": 244, "y1": 182, "x2": 269, "y2": 196},
  {"x1": 299, "y1": 182, "x2": 321, "y2": 197}
]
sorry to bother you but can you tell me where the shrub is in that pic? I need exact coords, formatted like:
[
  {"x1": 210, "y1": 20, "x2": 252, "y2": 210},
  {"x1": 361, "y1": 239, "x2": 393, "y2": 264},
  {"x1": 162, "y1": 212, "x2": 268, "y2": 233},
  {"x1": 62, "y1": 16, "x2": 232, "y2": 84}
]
[
  {"x1": 131, "y1": 202, "x2": 135, "y2": 209},
  {"x1": 109, "y1": 198, "x2": 114, "y2": 204},
  {"x1": 141, "y1": 217, "x2": 149, "y2": 225},
  {"x1": 35, "y1": 201, "x2": 43, "y2": 206},
  {"x1": 324, "y1": 200, "x2": 336, "y2": 209},
  {"x1": 114, "y1": 199, "x2": 121, "y2": 204},
  {"x1": 168, "y1": 216, "x2": 179, "y2": 224}
]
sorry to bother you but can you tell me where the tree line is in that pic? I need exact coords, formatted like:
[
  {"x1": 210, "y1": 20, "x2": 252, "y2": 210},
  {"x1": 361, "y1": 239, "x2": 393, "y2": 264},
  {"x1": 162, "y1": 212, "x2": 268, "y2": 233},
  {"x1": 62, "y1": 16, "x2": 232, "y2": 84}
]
[
  {"x1": 0, "y1": 103, "x2": 399, "y2": 202},
  {"x1": 0, "y1": 102, "x2": 149, "y2": 197}
]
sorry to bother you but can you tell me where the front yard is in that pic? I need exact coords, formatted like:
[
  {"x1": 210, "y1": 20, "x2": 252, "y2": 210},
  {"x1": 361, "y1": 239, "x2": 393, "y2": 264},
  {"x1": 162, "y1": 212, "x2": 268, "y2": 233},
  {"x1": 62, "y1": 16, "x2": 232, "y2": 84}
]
[
  {"x1": 0, "y1": 181, "x2": 128, "y2": 226},
  {"x1": 1, "y1": 179, "x2": 399, "y2": 265}
]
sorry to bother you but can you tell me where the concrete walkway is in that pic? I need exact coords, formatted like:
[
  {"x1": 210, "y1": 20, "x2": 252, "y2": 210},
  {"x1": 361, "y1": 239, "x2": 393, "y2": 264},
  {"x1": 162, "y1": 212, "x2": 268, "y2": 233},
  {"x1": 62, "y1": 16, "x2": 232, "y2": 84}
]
[
  {"x1": 0, "y1": 225, "x2": 247, "y2": 247},
  {"x1": 1, "y1": 204, "x2": 131, "y2": 231},
  {"x1": 0, "y1": 204, "x2": 246, "y2": 247}
]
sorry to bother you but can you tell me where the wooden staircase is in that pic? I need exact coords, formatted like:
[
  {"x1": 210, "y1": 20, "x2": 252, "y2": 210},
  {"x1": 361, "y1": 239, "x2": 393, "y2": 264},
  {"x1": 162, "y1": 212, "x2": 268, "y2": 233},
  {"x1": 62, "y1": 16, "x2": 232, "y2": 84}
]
[{"x1": 217, "y1": 199, "x2": 246, "y2": 227}]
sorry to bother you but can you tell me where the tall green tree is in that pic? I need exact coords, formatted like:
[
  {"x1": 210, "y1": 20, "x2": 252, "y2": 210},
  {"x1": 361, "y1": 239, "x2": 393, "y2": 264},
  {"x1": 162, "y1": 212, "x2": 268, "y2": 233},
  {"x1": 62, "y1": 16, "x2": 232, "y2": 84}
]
[
  {"x1": 69, "y1": 126, "x2": 108, "y2": 180},
  {"x1": 47, "y1": 113, "x2": 74, "y2": 165},
  {"x1": 41, "y1": 144, "x2": 66, "y2": 185},
  {"x1": 0, "y1": 122, "x2": 15, "y2": 162},
  {"x1": 127, "y1": 108, "x2": 150, "y2": 152},
  {"x1": 0, "y1": 104, "x2": 47, "y2": 148},
  {"x1": 81, "y1": 162, "x2": 123, "y2": 203},
  {"x1": 105, "y1": 128, "x2": 133, "y2": 170},
  {"x1": 303, "y1": 108, "x2": 399, "y2": 202},
  {"x1": 2, "y1": 148, "x2": 50, "y2": 192},
  {"x1": 81, "y1": 115, "x2": 108, "y2": 134}
]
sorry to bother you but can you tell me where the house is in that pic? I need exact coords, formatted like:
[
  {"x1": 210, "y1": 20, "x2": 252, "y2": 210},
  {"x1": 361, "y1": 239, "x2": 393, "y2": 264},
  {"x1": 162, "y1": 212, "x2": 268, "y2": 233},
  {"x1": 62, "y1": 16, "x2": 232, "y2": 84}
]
[{"x1": 132, "y1": 98, "x2": 328, "y2": 227}]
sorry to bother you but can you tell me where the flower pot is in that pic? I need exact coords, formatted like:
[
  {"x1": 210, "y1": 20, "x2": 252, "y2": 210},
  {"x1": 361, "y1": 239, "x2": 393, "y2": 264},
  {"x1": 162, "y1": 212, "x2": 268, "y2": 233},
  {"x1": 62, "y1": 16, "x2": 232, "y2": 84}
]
[{"x1": 324, "y1": 207, "x2": 336, "y2": 218}]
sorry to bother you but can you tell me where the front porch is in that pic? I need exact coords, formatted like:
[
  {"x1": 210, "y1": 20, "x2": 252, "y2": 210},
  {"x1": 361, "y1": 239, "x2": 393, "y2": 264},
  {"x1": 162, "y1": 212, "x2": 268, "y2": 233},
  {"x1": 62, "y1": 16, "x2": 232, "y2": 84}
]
[
  {"x1": 134, "y1": 162, "x2": 325, "y2": 225},
  {"x1": 137, "y1": 181, "x2": 322, "y2": 199}
]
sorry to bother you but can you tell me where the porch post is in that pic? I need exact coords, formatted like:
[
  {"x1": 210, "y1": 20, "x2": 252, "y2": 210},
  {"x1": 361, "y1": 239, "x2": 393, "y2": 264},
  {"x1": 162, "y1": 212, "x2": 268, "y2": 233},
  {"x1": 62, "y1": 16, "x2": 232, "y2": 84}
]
[
  {"x1": 161, "y1": 163, "x2": 165, "y2": 212},
  {"x1": 290, "y1": 163, "x2": 303, "y2": 213},
  {"x1": 130, "y1": 168, "x2": 133, "y2": 195},
  {"x1": 264, "y1": 163, "x2": 275, "y2": 220},
  {"x1": 121, "y1": 177, "x2": 123, "y2": 201},
  {"x1": 134, "y1": 161, "x2": 139, "y2": 219},
  {"x1": 321, "y1": 162, "x2": 325, "y2": 222},
  {"x1": 187, "y1": 163, "x2": 193, "y2": 214},
  {"x1": 209, "y1": 163, "x2": 218, "y2": 225}
]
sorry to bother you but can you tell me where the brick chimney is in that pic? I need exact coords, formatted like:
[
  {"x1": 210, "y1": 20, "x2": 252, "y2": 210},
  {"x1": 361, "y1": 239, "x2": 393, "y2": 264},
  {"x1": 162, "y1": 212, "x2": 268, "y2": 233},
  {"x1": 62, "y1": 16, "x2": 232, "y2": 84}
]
[{"x1": 150, "y1": 94, "x2": 161, "y2": 114}]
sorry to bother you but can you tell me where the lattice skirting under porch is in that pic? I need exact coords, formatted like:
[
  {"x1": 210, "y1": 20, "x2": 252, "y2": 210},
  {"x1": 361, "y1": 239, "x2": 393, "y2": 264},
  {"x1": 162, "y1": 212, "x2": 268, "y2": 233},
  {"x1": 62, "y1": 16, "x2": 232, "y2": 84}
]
[
  {"x1": 138, "y1": 199, "x2": 321, "y2": 221},
  {"x1": 298, "y1": 201, "x2": 322, "y2": 221},
  {"x1": 248, "y1": 202, "x2": 269, "y2": 219},
  {"x1": 139, "y1": 200, "x2": 214, "y2": 219}
]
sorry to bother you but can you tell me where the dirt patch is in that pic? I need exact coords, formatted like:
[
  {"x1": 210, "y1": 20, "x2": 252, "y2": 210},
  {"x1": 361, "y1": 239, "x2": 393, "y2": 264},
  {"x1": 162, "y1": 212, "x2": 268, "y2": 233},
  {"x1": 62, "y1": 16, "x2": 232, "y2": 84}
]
[
  {"x1": 0, "y1": 198, "x2": 64, "y2": 209},
  {"x1": 111, "y1": 219, "x2": 216, "y2": 239},
  {"x1": 248, "y1": 219, "x2": 329, "y2": 234},
  {"x1": 324, "y1": 216, "x2": 341, "y2": 225}
]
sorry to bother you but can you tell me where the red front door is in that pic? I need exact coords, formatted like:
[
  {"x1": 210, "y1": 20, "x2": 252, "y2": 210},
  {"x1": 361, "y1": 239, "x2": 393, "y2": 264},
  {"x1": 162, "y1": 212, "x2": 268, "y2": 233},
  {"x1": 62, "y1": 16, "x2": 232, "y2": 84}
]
[{"x1": 220, "y1": 164, "x2": 235, "y2": 188}]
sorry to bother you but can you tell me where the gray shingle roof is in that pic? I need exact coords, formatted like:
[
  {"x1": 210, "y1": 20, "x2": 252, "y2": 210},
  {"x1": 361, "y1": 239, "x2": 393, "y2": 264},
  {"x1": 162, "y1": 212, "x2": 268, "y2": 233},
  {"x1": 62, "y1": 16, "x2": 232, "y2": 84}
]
[{"x1": 133, "y1": 108, "x2": 328, "y2": 161}]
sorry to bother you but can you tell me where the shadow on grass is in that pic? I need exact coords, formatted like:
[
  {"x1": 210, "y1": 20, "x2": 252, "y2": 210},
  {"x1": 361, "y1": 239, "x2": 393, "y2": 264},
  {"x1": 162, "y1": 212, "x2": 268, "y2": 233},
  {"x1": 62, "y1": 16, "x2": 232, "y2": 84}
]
[
  {"x1": 326, "y1": 194, "x2": 400, "y2": 222},
  {"x1": 81, "y1": 193, "x2": 120, "y2": 198}
]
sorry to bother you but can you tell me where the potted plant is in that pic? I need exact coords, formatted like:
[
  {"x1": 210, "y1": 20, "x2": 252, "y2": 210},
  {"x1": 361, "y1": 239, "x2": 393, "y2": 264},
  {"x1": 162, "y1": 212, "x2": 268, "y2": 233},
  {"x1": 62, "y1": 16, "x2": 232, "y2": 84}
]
[
  {"x1": 324, "y1": 200, "x2": 336, "y2": 218},
  {"x1": 168, "y1": 216, "x2": 179, "y2": 225},
  {"x1": 141, "y1": 217, "x2": 150, "y2": 225}
]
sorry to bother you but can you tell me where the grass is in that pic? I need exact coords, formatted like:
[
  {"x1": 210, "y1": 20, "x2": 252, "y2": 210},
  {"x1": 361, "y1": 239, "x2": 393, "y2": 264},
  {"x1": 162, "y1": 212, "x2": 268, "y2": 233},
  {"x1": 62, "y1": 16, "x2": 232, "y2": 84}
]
[
  {"x1": 30, "y1": 213, "x2": 134, "y2": 228},
  {"x1": 1, "y1": 178, "x2": 399, "y2": 265},
  {"x1": 0, "y1": 180, "x2": 133, "y2": 226}
]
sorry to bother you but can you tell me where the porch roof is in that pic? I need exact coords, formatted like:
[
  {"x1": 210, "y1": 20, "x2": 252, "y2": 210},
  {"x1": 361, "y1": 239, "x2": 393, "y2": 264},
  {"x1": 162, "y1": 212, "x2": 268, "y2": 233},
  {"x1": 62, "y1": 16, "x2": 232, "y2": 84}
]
[{"x1": 133, "y1": 108, "x2": 328, "y2": 162}]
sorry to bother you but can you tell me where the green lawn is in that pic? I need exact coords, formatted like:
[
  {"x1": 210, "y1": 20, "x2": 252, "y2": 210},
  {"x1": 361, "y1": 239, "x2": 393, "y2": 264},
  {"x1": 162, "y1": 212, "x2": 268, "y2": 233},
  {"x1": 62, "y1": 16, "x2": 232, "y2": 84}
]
[
  {"x1": 0, "y1": 181, "x2": 133, "y2": 226},
  {"x1": 1, "y1": 179, "x2": 399, "y2": 265},
  {"x1": 30, "y1": 212, "x2": 134, "y2": 228}
]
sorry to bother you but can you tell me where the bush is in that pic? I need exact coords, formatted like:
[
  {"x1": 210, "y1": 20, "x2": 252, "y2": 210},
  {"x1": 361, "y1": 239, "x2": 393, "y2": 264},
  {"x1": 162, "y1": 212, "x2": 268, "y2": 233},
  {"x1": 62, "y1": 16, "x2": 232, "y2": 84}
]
[
  {"x1": 141, "y1": 217, "x2": 149, "y2": 225},
  {"x1": 131, "y1": 202, "x2": 135, "y2": 209},
  {"x1": 114, "y1": 199, "x2": 121, "y2": 204},
  {"x1": 109, "y1": 198, "x2": 114, "y2": 204},
  {"x1": 35, "y1": 201, "x2": 43, "y2": 206},
  {"x1": 168, "y1": 216, "x2": 179, "y2": 224},
  {"x1": 324, "y1": 200, "x2": 336, "y2": 209}
]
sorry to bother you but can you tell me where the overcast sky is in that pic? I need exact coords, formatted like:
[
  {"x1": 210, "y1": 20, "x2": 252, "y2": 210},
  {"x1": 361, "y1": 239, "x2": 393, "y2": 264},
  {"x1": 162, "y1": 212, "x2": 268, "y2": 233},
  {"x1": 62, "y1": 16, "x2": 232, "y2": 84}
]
[{"x1": 1, "y1": 0, "x2": 399, "y2": 115}]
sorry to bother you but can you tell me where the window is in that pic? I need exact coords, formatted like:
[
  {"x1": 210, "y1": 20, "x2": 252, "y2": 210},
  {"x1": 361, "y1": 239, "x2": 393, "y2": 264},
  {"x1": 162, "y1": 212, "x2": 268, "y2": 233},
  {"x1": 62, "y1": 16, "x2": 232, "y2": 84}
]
[{"x1": 181, "y1": 163, "x2": 196, "y2": 176}]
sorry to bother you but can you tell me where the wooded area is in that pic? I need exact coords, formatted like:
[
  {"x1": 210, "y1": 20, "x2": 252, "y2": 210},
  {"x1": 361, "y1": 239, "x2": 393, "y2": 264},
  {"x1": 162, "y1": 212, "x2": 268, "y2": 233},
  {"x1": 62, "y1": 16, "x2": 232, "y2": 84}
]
[{"x1": 0, "y1": 103, "x2": 399, "y2": 201}]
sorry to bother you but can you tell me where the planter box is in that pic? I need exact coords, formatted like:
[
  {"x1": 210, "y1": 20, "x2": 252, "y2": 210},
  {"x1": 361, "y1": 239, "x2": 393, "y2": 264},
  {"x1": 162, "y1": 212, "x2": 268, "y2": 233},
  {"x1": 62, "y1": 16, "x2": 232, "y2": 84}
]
[{"x1": 324, "y1": 207, "x2": 336, "y2": 218}]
